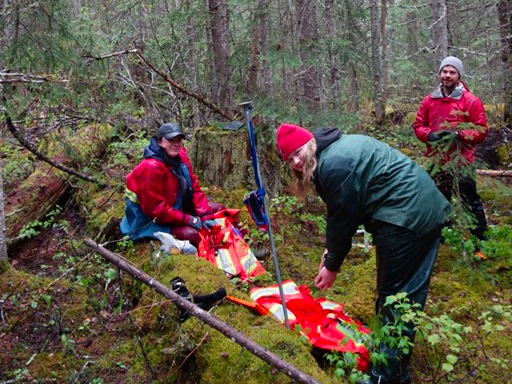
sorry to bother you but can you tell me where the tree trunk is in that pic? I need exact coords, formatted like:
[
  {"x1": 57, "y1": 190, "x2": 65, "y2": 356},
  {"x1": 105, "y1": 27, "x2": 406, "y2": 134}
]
[
  {"x1": 346, "y1": 0, "x2": 360, "y2": 112},
  {"x1": 381, "y1": 0, "x2": 389, "y2": 93},
  {"x1": 476, "y1": 169, "x2": 512, "y2": 177},
  {"x1": 0, "y1": 162, "x2": 8, "y2": 262},
  {"x1": 248, "y1": 0, "x2": 271, "y2": 95},
  {"x1": 370, "y1": 0, "x2": 385, "y2": 124},
  {"x1": 260, "y1": 3, "x2": 273, "y2": 98},
  {"x1": 325, "y1": 0, "x2": 340, "y2": 105},
  {"x1": 185, "y1": 0, "x2": 202, "y2": 127},
  {"x1": 498, "y1": 0, "x2": 512, "y2": 129},
  {"x1": 189, "y1": 127, "x2": 283, "y2": 197},
  {"x1": 296, "y1": 0, "x2": 321, "y2": 110},
  {"x1": 431, "y1": 0, "x2": 448, "y2": 73},
  {"x1": 208, "y1": 0, "x2": 231, "y2": 111}
]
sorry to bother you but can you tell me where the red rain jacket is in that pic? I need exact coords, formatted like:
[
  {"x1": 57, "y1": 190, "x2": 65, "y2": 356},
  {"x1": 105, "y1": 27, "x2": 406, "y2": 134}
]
[
  {"x1": 125, "y1": 147, "x2": 212, "y2": 226},
  {"x1": 414, "y1": 82, "x2": 488, "y2": 164}
]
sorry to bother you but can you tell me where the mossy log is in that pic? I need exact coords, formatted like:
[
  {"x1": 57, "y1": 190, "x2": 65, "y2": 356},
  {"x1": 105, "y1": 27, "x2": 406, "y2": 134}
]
[
  {"x1": 5, "y1": 123, "x2": 112, "y2": 250},
  {"x1": 84, "y1": 238, "x2": 322, "y2": 384},
  {"x1": 188, "y1": 127, "x2": 286, "y2": 197}
]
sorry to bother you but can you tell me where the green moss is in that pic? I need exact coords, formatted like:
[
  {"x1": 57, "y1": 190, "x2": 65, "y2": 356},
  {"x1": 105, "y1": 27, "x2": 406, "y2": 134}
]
[
  {"x1": 496, "y1": 144, "x2": 511, "y2": 167},
  {"x1": 29, "y1": 351, "x2": 83, "y2": 380},
  {"x1": 0, "y1": 260, "x2": 10, "y2": 274},
  {"x1": 191, "y1": 309, "x2": 336, "y2": 384},
  {"x1": 5, "y1": 134, "x2": 512, "y2": 384}
]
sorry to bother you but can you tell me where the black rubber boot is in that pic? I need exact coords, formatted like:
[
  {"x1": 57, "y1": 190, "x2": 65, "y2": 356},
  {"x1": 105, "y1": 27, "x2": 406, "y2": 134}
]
[
  {"x1": 363, "y1": 347, "x2": 411, "y2": 384},
  {"x1": 467, "y1": 198, "x2": 488, "y2": 241},
  {"x1": 358, "y1": 349, "x2": 411, "y2": 384}
]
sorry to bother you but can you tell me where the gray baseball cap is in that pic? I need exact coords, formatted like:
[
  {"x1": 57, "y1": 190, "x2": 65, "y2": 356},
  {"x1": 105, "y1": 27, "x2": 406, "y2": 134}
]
[{"x1": 157, "y1": 123, "x2": 186, "y2": 140}]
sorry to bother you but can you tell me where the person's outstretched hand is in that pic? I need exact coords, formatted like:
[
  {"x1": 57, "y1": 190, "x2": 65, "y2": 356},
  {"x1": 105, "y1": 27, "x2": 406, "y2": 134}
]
[{"x1": 315, "y1": 267, "x2": 337, "y2": 291}]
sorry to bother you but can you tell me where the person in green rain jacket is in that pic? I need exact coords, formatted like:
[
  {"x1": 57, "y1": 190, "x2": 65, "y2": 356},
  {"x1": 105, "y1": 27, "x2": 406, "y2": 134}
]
[{"x1": 276, "y1": 124, "x2": 452, "y2": 384}]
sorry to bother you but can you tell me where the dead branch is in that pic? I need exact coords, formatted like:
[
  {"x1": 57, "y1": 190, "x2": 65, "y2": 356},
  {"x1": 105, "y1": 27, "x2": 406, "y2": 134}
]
[
  {"x1": 84, "y1": 239, "x2": 322, "y2": 384},
  {"x1": 133, "y1": 50, "x2": 235, "y2": 121},
  {"x1": 83, "y1": 48, "x2": 235, "y2": 120},
  {"x1": 84, "y1": 49, "x2": 138, "y2": 61},
  {"x1": 477, "y1": 169, "x2": 512, "y2": 177},
  {"x1": 0, "y1": 72, "x2": 68, "y2": 84},
  {"x1": 5, "y1": 116, "x2": 108, "y2": 187}
]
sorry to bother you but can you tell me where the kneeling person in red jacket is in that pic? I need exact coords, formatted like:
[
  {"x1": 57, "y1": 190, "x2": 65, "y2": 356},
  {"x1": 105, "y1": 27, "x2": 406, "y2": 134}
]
[{"x1": 120, "y1": 122, "x2": 222, "y2": 247}]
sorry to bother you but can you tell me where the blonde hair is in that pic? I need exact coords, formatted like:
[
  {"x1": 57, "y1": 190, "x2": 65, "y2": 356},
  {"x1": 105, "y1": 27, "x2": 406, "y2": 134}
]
[{"x1": 290, "y1": 139, "x2": 318, "y2": 199}]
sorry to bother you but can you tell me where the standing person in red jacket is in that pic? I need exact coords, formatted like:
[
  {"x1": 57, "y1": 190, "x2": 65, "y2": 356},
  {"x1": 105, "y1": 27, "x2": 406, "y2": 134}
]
[
  {"x1": 120, "y1": 122, "x2": 223, "y2": 247},
  {"x1": 414, "y1": 56, "x2": 489, "y2": 259}
]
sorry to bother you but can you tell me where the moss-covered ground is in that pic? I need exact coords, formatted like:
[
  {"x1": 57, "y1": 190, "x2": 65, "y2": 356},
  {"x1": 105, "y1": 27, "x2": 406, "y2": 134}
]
[{"x1": 2, "y1": 121, "x2": 512, "y2": 384}]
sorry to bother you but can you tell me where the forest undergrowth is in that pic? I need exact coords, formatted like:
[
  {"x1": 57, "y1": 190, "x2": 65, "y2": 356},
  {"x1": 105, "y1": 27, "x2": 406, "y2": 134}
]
[{"x1": 1, "y1": 118, "x2": 512, "y2": 384}]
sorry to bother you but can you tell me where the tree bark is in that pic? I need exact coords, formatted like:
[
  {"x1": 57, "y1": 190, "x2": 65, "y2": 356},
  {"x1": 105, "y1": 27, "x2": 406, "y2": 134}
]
[
  {"x1": 346, "y1": 0, "x2": 360, "y2": 112},
  {"x1": 370, "y1": 0, "x2": 386, "y2": 124},
  {"x1": 208, "y1": 0, "x2": 231, "y2": 111},
  {"x1": 476, "y1": 169, "x2": 512, "y2": 177},
  {"x1": 248, "y1": 0, "x2": 271, "y2": 94},
  {"x1": 325, "y1": 0, "x2": 340, "y2": 104},
  {"x1": 380, "y1": 0, "x2": 389, "y2": 93},
  {"x1": 296, "y1": 0, "x2": 321, "y2": 109},
  {"x1": 431, "y1": 0, "x2": 448, "y2": 73},
  {"x1": 84, "y1": 238, "x2": 322, "y2": 384},
  {"x1": 0, "y1": 162, "x2": 8, "y2": 262},
  {"x1": 498, "y1": 0, "x2": 512, "y2": 129},
  {"x1": 189, "y1": 126, "x2": 283, "y2": 197},
  {"x1": 185, "y1": 0, "x2": 202, "y2": 127}
]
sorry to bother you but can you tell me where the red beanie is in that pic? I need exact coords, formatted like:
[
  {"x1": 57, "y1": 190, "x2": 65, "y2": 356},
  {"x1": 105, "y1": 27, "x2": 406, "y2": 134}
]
[{"x1": 276, "y1": 123, "x2": 314, "y2": 160}]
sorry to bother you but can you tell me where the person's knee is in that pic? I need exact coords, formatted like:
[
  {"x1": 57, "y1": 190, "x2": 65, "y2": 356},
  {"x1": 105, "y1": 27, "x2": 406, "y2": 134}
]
[
  {"x1": 209, "y1": 201, "x2": 226, "y2": 213},
  {"x1": 171, "y1": 226, "x2": 200, "y2": 248}
]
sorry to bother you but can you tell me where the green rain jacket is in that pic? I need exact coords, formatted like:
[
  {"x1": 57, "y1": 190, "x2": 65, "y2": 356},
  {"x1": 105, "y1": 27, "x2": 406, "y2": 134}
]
[{"x1": 313, "y1": 128, "x2": 452, "y2": 271}]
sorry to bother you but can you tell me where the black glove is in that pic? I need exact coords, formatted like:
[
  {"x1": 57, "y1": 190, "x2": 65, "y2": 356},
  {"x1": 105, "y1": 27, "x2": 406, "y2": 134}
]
[
  {"x1": 202, "y1": 220, "x2": 217, "y2": 230},
  {"x1": 170, "y1": 277, "x2": 226, "y2": 322},
  {"x1": 427, "y1": 130, "x2": 456, "y2": 142},
  {"x1": 188, "y1": 216, "x2": 202, "y2": 230},
  {"x1": 170, "y1": 277, "x2": 193, "y2": 322}
]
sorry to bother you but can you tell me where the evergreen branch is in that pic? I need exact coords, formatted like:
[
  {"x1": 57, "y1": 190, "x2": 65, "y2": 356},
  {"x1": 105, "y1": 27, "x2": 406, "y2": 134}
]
[{"x1": 4, "y1": 115, "x2": 109, "y2": 188}]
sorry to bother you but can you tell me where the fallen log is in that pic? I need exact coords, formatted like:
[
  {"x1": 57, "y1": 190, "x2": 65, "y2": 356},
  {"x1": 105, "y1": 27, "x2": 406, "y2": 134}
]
[
  {"x1": 476, "y1": 169, "x2": 512, "y2": 177},
  {"x1": 84, "y1": 238, "x2": 322, "y2": 384},
  {"x1": 5, "y1": 121, "x2": 113, "y2": 250}
]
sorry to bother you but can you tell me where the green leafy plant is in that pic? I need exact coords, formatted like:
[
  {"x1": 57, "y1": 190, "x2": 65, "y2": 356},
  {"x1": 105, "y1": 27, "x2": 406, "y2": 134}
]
[
  {"x1": 299, "y1": 212, "x2": 326, "y2": 236},
  {"x1": 413, "y1": 303, "x2": 512, "y2": 383},
  {"x1": 61, "y1": 333, "x2": 75, "y2": 354},
  {"x1": 17, "y1": 205, "x2": 63, "y2": 240},
  {"x1": 325, "y1": 292, "x2": 512, "y2": 384},
  {"x1": 269, "y1": 195, "x2": 304, "y2": 216},
  {"x1": 9, "y1": 368, "x2": 30, "y2": 381}
]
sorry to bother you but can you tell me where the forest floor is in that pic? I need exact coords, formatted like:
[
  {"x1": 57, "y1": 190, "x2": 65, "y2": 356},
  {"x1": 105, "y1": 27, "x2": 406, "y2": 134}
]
[{"x1": 2, "y1": 127, "x2": 512, "y2": 384}]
